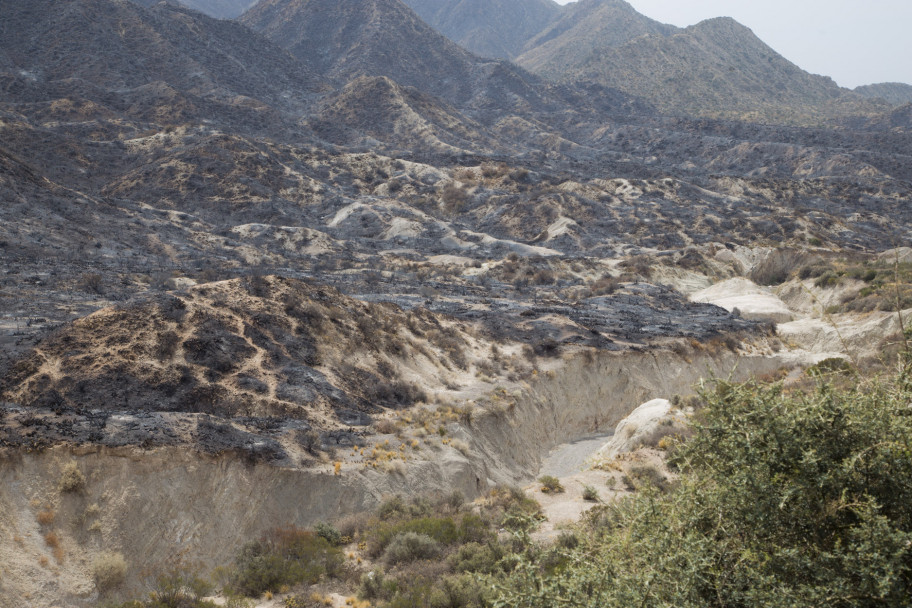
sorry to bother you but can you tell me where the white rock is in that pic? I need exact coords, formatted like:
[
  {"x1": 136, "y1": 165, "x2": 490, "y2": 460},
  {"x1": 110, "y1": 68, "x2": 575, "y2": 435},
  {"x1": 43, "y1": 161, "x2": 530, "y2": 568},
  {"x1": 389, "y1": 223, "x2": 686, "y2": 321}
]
[
  {"x1": 691, "y1": 277, "x2": 794, "y2": 323},
  {"x1": 595, "y1": 398, "x2": 685, "y2": 461}
]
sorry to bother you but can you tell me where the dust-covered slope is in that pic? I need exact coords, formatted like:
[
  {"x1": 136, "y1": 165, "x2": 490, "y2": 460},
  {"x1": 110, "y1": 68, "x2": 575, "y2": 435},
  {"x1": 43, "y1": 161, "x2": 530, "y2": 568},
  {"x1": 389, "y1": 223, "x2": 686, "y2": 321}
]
[{"x1": 402, "y1": 0, "x2": 561, "y2": 60}]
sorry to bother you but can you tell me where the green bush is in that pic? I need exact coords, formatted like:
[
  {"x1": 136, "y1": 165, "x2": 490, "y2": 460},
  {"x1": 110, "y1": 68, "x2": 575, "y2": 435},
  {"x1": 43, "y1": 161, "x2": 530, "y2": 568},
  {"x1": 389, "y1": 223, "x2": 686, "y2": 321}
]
[
  {"x1": 315, "y1": 522, "x2": 343, "y2": 546},
  {"x1": 814, "y1": 271, "x2": 841, "y2": 288},
  {"x1": 383, "y1": 532, "x2": 441, "y2": 565},
  {"x1": 456, "y1": 513, "x2": 492, "y2": 545},
  {"x1": 378, "y1": 495, "x2": 433, "y2": 521},
  {"x1": 492, "y1": 353, "x2": 912, "y2": 607},
  {"x1": 368, "y1": 517, "x2": 459, "y2": 557},
  {"x1": 449, "y1": 542, "x2": 505, "y2": 575},
  {"x1": 359, "y1": 568, "x2": 398, "y2": 601},
  {"x1": 537, "y1": 475, "x2": 563, "y2": 494},
  {"x1": 146, "y1": 565, "x2": 213, "y2": 608},
  {"x1": 428, "y1": 574, "x2": 487, "y2": 608},
  {"x1": 582, "y1": 485, "x2": 600, "y2": 502},
  {"x1": 230, "y1": 527, "x2": 343, "y2": 597},
  {"x1": 806, "y1": 356, "x2": 854, "y2": 377}
]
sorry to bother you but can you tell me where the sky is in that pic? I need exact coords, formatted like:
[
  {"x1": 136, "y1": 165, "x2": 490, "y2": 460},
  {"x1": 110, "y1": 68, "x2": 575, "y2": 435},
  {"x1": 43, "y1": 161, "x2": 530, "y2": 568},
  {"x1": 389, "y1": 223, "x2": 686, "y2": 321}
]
[{"x1": 553, "y1": 0, "x2": 912, "y2": 89}]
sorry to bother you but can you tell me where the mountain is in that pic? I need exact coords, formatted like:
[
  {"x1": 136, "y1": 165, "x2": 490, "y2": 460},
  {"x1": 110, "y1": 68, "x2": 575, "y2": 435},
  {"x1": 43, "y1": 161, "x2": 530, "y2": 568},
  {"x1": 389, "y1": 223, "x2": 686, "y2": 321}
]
[
  {"x1": 136, "y1": 0, "x2": 258, "y2": 19},
  {"x1": 240, "y1": 0, "x2": 476, "y2": 99},
  {"x1": 401, "y1": 0, "x2": 561, "y2": 59},
  {"x1": 0, "y1": 0, "x2": 322, "y2": 118},
  {"x1": 535, "y1": 16, "x2": 886, "y2": 123},
  {"x1": 515, "y1": 0, "x2": 676, "y2": 76},
  {"x1": 307, "y1": 76, "x2": 504, "y2": 153},
  {"x1": 238, "y1": 0, "x2": 562, "y2": 115},
  {"x1": 854, "y1": 82, "x2": 912, "y2": 107}
]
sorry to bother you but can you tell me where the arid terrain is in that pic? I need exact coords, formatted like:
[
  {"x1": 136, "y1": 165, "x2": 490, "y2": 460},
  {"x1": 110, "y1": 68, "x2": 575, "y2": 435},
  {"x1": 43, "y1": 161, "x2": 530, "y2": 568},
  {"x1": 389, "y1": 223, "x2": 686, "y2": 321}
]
[{"x1": 0, "y1": 0, "x2": 910, "y2": 606}]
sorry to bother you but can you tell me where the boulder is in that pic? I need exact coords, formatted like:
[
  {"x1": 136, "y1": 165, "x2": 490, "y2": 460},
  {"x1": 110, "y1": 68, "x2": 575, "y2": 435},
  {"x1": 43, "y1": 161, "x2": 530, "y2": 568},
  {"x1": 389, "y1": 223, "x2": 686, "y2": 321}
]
[{"x1": 595, "y1": 398, "x2": 686, "y2": 460}]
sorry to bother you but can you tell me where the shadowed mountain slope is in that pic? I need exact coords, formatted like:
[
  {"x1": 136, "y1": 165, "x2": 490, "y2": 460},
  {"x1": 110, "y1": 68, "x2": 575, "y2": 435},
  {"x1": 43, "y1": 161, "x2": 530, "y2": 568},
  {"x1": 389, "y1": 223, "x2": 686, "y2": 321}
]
[
  {"x1": 238, "y1": 0, "x2": 570, "y2": 116},
  {"x1": 402, "y1": 0, "x2": 561, "y2": 59},
  {"x1": 133, "y1": 0, "x2": 259, "y2": 19},
  {"x1": 0, "y1": 0, "x2": 322, "y2": 114}
]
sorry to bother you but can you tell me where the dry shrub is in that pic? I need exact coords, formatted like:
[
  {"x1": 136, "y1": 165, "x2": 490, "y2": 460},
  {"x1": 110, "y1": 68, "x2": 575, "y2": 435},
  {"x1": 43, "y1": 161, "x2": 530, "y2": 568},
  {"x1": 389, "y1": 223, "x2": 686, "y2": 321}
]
[
  {"x1": 58, "y1": 460, "x2": 86, "y2": 493},
  {"x1": 442, "y1": 183, "x2": 469, "y2": 215},
  {"x1": 336, "y1": 512, "x2": 371, "y2": 540},
  {"x1": 36, "y1": 509, "x2": 55, "y2": 526},
  {"x1": 373, "y1": 419, "x2": 398, "y2": 435},
  {"x1": 92, "y1": 551, "x2": 127, "y2": 593},
  {"x1": 449, "y1": 439, "x2": 471, "y2": 457},
  {"x1": 43, "y1": 531, "x2": 60, "y2": 548},
  {"x1": 44, "y1": 531, "x2": 65, "y2": 563}
]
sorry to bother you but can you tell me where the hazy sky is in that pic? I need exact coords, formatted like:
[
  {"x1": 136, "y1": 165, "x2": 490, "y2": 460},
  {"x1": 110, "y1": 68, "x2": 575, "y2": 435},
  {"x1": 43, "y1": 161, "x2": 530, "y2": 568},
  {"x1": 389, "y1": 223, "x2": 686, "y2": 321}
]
[{"x1": 554, "y1": 0, "x2": 912, "y2": 89}]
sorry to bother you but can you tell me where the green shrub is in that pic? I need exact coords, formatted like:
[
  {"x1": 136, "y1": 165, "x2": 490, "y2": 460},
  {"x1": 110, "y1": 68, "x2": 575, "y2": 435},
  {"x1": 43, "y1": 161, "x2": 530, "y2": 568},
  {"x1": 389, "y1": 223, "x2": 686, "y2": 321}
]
[
  {"x1": 368, "y1": 517, "x2": 459, "y2": 557},
  {"x1": 582, "y1": 485, "x2": 600, "y2": 502},
  {"x1": 492, "y1": 352, "x2": 912, "y2": 607},
  {"x1": 377, "y1": 495, "x2": 433, "y2": 521},
  {"x1": 623, "y1": 464, "x2": 670, "y2": 493},
  {"x1": 428, "y1": 574, "x2": 487, "y2": 608},
  {"x1": 450, "y1": 542, "x2": 505, "y2": 575},
  {"x1": 457, "y1": 513, "x2": 492, "y2": 545},
  {"x1": 315, "y1": 522, "x2": 343, "y2": 546},
  {"x1": 813, "y1": 271, "x2": 841, "y2": 288},
  {"x1": 230, "y1": 527, "x2": 343, "y2": 597},
  {"x1": 146, "y1": 565, "x2": 213, "y2": 608},
  {"x1": 383, "y1": 532, "x2": 441, "y2": 565},
  {"x1": 538, "y1": 475, "x2": 564, "y2": 494},
  {"x1": 359, "y1": 568, "x2": 398, "y2": 601},
  {"x1": 806, "y1": 356, "x2": 854, "y2": 377}
]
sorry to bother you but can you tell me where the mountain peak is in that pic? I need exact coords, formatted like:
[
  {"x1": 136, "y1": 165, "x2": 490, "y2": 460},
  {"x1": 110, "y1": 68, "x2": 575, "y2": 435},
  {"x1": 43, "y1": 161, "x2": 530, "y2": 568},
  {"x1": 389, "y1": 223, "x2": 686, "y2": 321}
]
[{"x1": 515, "y1": 0, "x2": 675, "y2": 77}]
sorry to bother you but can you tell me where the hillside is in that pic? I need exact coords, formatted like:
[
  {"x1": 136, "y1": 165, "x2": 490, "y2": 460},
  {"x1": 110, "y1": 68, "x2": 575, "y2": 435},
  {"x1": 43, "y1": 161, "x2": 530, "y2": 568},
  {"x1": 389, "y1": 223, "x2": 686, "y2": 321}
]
[
  {"x1": 554, "y1": 17, "x2": 886, "y2": 123},
  {"x1": 855, "y1": 82, "x2": 912, "y2": 106},
  {"x1": 240, "y1": 0, "x2": 478, "y2": 101},
  {"x1": 131, "y1": 0, "x2": 258, "y2": 18},
  {"x1": 516, "y1": 0, "x2": 675, "y2": 75},
  {"x1": 238, "y1": 0, "x2": 562, "y2": 116},
  {"x1": 0, "y1": 0, "x2": 322, "y2": 121},
  {"x1": 0, "y1": 277, "x2": 483, "y2": 424},
  {"x1": 402, "y1": 0, "x2": 561, "y2": 59},
  {"x1": 307, "y1": 76, "x2": 504, "y2": 153},
  {"x1": 2, "y1": 1, "x2": 912, "y2": 605}
]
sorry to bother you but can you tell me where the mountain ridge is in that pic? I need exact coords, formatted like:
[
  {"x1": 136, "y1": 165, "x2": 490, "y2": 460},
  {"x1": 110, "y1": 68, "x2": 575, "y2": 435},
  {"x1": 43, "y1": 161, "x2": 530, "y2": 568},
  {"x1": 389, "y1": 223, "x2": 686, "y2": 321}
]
[
  {"x1": 402, "y1": 0, "x2": 562, "y2": 60},
  {"x1": 516, "y1": 0, "x2": 676, "y2": 75},
  {"x1": 855, "y1": 82, "x2": 912, "y2": 107},
  {"x1": 536, "y1": 15, "x2": 887, "y2": 123}
]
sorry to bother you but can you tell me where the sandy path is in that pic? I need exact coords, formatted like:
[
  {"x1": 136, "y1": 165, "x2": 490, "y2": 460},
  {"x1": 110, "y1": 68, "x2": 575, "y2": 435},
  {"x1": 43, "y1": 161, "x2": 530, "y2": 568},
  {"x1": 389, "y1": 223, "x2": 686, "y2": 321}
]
[{"x1": 538, "y1": 432, "x2": 613, "y2": 478}]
